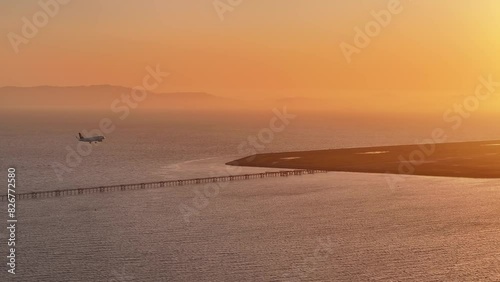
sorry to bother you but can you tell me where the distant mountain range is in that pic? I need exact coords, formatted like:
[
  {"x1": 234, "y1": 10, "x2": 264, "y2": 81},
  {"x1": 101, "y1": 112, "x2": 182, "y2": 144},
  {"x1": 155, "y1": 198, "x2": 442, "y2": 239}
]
[
  {"x1": 0, "y1": 85, "x2": 239, "y2": 110},
  {"x1": 0, "y1": 85, "x2": 338, "y2": 112}
]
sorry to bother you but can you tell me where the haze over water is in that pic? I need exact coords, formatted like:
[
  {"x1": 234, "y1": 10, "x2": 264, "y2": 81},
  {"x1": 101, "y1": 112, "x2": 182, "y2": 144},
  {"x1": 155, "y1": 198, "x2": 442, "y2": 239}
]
[
  {"x1": 2, "y1": 110, "x2": 500, "y2": 192},
  {"x1": 3, "y1": 0, "x2": 500, "y2": 280}
]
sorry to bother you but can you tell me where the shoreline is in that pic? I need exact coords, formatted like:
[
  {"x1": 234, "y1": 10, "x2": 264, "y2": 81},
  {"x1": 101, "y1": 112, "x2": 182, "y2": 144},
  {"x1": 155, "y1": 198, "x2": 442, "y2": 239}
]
[{"x1": 226, "y1": 140, "x2": 500, "y2": 179}]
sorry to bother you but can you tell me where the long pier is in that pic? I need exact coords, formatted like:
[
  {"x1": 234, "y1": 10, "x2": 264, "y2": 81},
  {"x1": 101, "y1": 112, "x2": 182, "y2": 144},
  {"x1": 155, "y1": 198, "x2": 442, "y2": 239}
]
[{"x1": 0, "y1": 169, "x2": 327, "y2": 201}]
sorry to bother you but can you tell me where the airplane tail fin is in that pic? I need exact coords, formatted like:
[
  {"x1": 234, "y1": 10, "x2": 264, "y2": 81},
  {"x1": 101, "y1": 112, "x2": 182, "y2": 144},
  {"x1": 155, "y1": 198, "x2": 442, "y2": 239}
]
[{"x1": 78, "y1": 133, "x2": 83, "y2": 139}]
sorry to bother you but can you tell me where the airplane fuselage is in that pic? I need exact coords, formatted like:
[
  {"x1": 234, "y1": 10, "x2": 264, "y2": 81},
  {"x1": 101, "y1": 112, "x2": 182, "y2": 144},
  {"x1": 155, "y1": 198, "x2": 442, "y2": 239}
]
[{"x1": 77, "y1": 133, "x2": 105, "y2": 144}]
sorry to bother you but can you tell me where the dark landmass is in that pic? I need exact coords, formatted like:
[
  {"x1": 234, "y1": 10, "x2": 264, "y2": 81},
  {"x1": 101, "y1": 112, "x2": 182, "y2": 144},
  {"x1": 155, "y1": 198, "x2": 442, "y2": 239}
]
[
  {"x1": 227, "y1": 140, "x2": 500, "y2": 178},
  {"x1": 0, "y1": 85, "x2": 345, "y2": 112},
  {"x1": 0, "y1": 85, "x2": 240, "y2": 111}
]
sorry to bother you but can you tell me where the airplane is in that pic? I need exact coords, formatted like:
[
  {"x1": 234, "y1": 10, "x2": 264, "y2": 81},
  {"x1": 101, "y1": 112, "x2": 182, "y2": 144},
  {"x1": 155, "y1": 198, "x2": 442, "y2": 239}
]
[{"x1": 76, "y1": 133, "x2": 105, "y2": 144}]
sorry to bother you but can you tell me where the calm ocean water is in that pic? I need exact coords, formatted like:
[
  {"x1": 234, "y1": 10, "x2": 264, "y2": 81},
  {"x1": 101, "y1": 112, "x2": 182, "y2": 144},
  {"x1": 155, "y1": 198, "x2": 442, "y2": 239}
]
[{"x1": 0, "y1": 111, "x2": 499, "y2": 281}]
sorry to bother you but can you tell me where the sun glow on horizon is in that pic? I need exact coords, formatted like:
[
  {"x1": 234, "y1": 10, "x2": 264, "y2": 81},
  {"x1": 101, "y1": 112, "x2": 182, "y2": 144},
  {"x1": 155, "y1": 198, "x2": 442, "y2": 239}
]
[{"x1": 2, "y1": 0, "x2": 500, "y2": 115}]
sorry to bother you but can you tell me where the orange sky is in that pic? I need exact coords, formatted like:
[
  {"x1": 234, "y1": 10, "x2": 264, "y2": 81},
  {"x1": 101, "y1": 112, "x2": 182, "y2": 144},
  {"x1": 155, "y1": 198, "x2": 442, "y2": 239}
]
[{"x1": 2, "y1": 0, "x2": 500, "y2": 113}]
